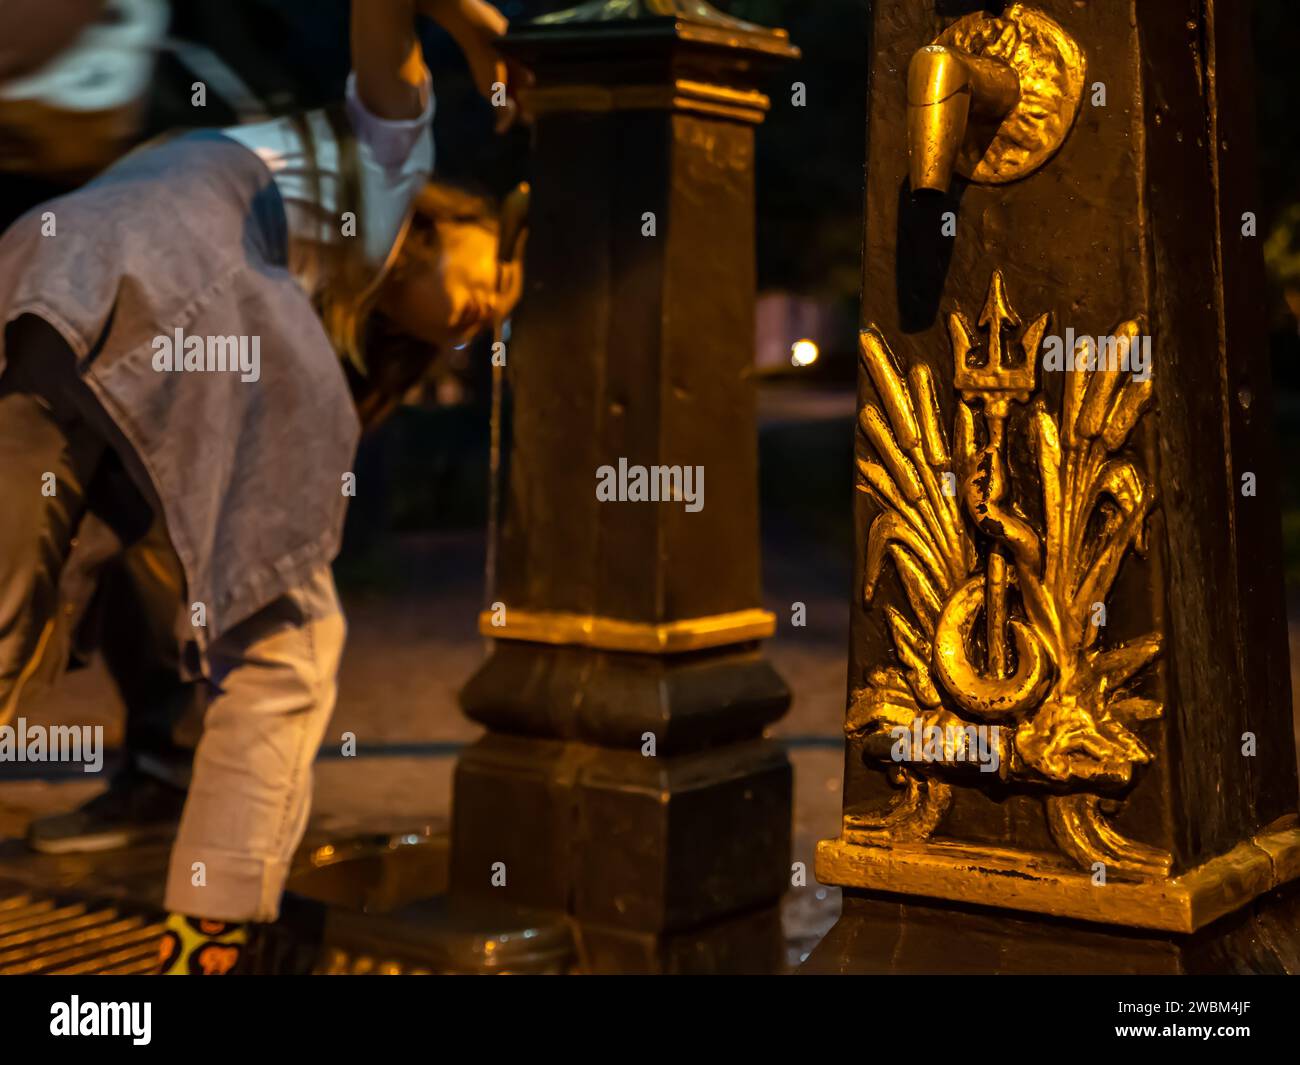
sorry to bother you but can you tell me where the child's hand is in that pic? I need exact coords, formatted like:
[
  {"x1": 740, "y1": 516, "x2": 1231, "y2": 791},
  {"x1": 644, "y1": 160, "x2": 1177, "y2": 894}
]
[{"x1": 420, "y1": 0, "x2": 533, "y2": 132}]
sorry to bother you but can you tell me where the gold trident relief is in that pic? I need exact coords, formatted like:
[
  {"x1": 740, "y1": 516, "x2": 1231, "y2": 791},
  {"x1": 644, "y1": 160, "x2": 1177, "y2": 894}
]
[{"x1": 849, "y1": 269, "x2": 1169, "y2": 877}]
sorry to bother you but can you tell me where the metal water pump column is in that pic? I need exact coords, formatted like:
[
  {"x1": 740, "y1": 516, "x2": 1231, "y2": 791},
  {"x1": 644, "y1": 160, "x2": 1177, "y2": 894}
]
[{"x1": 452, "y1": 0, "x2": 800, "y2": 973}]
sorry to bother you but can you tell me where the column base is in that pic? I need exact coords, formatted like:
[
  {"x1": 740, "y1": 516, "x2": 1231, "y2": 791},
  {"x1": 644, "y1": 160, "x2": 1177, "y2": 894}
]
[
  {"x1": 573, "y1": 903, "x2": 784, "y2": 974},
  {"x1": 450, "y1": 731, "x2": 792, "y2": 973},
  {"x1": 816, "y1": 821, "x2": 1300, "y2": 933},
  {"x1": 801, "y1": 881, "x2": 1300, "y2": 975}
]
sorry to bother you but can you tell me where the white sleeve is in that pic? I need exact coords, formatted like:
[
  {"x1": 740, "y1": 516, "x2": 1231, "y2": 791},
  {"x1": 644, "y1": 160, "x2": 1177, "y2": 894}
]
[
  {"x1": 344, "y1": 67, "x2": 436, "y2": 172},
  {"x1": 220, "y1": 69, "x2": 436, "y2": 295}
]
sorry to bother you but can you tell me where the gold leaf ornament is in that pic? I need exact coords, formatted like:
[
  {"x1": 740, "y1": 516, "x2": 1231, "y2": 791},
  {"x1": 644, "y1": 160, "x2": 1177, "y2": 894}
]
[{"x1": 851, "y1": 270, "x2": 1166, "y2": 874}]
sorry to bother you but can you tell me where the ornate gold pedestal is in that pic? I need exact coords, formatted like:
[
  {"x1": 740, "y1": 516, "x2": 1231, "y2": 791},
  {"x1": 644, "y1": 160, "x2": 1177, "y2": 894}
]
[{"x1": 811, "y1": 0, "x2": 1300, "y2": 973}]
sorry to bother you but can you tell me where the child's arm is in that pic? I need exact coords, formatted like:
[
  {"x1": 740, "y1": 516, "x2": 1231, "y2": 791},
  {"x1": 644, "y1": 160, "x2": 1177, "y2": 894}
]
[
  {"x1": 352, "y1": 1, "x2": 518, "y2": 128},
  {"x1": 350, "y1": 0, "x2": 429, "y2": 122}
]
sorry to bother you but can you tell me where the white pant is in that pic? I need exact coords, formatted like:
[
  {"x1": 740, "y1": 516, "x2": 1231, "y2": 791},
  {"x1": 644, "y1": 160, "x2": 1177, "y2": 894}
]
[
  {"x1": 1, "y1": 324, "x2": 344, "y2": 925},
  {"x1": 164, "y1": 566, "x2": 344, "y2": 923}
]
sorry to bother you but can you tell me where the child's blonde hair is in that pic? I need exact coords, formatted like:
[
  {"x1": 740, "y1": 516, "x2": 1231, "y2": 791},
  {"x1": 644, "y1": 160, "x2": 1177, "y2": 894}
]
[{"x1": 319, "y1": 179, "x2": 500, "y2": 376}]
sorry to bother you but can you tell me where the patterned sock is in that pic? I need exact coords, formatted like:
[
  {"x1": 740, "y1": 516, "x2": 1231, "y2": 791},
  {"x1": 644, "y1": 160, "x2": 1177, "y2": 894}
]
[{"x1": 157, "y1": 913, "x2": 249, "y2": 975}]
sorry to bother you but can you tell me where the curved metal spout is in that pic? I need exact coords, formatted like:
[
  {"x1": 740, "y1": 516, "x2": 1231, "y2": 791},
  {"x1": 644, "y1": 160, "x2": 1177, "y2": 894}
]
[{"x1": 907, "y1": 44, "x2": 1019, "y2": 193}]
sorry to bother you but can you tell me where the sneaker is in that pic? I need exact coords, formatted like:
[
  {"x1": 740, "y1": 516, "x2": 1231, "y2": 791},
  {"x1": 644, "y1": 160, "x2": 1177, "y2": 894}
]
[{"x1": 27, "y1": 766, "x2": 187, "y2": 854}]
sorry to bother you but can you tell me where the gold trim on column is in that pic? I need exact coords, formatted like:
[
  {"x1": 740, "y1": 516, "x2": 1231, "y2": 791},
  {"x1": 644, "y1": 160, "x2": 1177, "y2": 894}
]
[
  {"x1": 815, "y1": 823, "x2": 1300, "y2": 934},
  {"x1": 478, "y1": 607, "x2": 776, "y2": 653},
  {"x1": 522, "y1": 80, "x2": 771, "y2": 123}
]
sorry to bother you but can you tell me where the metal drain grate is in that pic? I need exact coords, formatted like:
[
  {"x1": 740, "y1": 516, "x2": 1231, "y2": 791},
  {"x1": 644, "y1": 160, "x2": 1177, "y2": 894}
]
[{"x1": 0, "y1": 890, "x2": 164, "y2": 975}]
